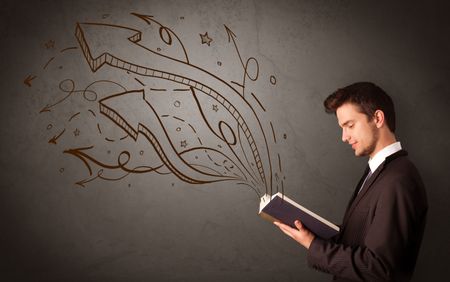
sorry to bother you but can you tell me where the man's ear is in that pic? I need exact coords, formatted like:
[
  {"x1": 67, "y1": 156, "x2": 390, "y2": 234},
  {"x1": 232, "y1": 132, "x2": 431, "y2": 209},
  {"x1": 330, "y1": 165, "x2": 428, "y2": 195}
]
[{"x1": 373, "y1": 110, "x2": 385, "y2": 128}]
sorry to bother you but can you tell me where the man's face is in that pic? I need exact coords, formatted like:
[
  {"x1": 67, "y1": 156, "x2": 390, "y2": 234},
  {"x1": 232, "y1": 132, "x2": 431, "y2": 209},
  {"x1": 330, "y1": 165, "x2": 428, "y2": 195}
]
[{"x1": 336, "y1": 103, "x2": 379, "y2": 157}]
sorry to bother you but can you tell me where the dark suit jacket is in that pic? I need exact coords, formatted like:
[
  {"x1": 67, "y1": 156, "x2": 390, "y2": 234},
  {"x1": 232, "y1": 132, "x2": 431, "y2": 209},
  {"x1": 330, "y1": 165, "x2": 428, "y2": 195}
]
[{"x1": 307, "y1": 150, "x2": 428, "y2": 281}]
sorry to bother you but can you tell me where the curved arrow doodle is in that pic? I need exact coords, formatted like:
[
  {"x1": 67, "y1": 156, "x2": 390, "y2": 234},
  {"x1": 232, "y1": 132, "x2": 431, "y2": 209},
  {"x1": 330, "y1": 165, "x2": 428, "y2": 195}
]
[
  {"x1": 99, "y1": 89, "x2": 240, "y2": 184},
  {"x1": 75, "y1": 21, "x2": 274, "y2": 195}
]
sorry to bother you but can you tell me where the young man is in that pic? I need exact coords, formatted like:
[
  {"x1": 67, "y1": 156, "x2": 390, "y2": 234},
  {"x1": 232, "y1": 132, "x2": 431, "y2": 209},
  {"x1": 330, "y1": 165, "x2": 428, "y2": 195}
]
[{"x1": 275, "y1": 82, "x2": 428, "y2": 281}]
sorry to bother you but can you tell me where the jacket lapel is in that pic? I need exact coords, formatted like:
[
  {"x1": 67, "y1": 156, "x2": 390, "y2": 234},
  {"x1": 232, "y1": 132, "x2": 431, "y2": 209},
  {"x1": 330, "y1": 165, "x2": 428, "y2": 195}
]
[
  {"x1": 344, "y1": 166, "x2": 370, "y2": 215},
  {"x1": 341, "y1": 150, "x2": 408, "y2": 228},
  {"x1": 349, "y1": 164, "x2": 384, "y2": 211},
  {"x1": 341, "y1": 165, "x2": 383, "y2": 226}
]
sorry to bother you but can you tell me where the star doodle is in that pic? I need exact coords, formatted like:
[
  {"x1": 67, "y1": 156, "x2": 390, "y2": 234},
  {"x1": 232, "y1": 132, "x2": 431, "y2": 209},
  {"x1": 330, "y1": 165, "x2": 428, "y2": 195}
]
[
  {"x1": 199, "y1": 32, "x2": 213, "y2": 46},
  {"x1": 51, "y1": 17, "x2": 275, "y2": 195}
]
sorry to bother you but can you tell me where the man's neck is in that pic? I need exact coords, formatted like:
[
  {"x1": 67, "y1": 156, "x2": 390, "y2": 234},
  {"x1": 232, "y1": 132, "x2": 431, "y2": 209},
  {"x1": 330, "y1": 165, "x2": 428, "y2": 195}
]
[
  {"x1": 368, "y1": 141, "x2": 402, "y2": 172},
  {"x1": 370, "y1": 133, "x2": 397, "y2": 159}
]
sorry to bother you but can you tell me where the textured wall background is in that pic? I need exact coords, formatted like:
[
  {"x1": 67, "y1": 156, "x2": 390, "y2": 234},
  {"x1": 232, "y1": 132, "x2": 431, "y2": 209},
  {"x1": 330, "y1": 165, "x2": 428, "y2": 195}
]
[{"x1": 1, "y1": 1, "x2": 449, "y2": 281}]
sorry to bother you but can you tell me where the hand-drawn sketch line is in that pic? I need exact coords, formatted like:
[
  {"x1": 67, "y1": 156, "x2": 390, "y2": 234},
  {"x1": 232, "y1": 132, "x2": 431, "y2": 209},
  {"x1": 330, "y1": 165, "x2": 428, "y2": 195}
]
[
  {"x1": 64, "y1": 147, "x2": 167, "y2": 187},
  {"x1": 48, "y1": 128, "x2": 65, "y2": 144},
  {"x1": 39, "y1": 79, "x2": 97, "y2": 113},
  {"x1": 65, "y1": 146, "x2": 164, "y2": 175},
  {"x1": 24, "y1": 75, "x2": 37, "y2": 87},
  {"x1": 224, "y1": 25, "x2": 260, "y2": 99},
  {"x1": 187, "y1": 90, "x2": 261, "y2": 188},
  {"x1": 37, "y1": 15, "x2": 281, "y2": 194},
  {"x1": 131, "y1": 13, "x2": 190, "y2": 64},
  {"x1": 99, "y1": 90, "x2": 239, "y2": 184},
  {"x1": 75, "y1": 22, "x2": 273, "y2": 194}
]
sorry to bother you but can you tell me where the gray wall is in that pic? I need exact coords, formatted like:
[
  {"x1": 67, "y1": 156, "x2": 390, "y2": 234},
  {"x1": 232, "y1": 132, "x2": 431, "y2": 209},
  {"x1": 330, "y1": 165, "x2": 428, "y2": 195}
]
[{"x1": 1, "y1": 0, "x2": 449, "y2": 281}]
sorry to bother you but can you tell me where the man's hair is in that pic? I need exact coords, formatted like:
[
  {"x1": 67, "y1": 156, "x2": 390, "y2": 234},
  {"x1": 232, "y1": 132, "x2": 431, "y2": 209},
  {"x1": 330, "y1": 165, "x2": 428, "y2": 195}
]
[{"x1": 324, "y1": 82, "x2": 396, "y2": 132}]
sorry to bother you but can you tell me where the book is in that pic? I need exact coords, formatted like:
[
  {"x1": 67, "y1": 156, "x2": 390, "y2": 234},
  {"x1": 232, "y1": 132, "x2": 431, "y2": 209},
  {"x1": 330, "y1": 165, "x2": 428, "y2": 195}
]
[{"x1": 259, "y1": 192, "x2": 340, "y2": 240}]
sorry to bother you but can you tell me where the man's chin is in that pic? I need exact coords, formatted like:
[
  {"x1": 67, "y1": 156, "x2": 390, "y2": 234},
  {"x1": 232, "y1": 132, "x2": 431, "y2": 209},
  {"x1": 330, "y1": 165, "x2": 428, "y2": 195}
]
[{"x1": 354, "y1": 149, "x2": 368, "y2": 157}]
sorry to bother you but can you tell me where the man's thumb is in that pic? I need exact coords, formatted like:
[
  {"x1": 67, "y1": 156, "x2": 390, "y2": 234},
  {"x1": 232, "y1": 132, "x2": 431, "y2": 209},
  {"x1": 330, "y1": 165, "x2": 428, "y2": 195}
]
[{"x1": 294, "y1": 220, "x2": 303, "y2": 230}]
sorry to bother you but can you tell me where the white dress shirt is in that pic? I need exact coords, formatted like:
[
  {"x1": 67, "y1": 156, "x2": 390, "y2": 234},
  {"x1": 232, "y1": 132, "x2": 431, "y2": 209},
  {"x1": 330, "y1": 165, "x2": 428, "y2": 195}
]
[
  {"x1": 358, "y1": 141, "x2": 402, "y2": 194},
  {"x1": 368, "y1": 141, "x2": 403, "y2": 173}
]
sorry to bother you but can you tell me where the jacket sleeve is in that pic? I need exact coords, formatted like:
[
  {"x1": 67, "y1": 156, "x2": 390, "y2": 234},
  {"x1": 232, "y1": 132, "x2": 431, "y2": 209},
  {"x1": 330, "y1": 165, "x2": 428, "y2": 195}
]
[{"x1": 307, "y1": 175, "x2": 427, "y2": 281}]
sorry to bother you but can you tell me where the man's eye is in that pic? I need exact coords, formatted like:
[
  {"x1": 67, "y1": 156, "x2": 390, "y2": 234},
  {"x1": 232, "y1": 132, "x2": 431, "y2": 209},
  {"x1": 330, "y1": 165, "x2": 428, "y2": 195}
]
[{"x1": 348, "y1": 124, "x2": 354, "y2": 128}]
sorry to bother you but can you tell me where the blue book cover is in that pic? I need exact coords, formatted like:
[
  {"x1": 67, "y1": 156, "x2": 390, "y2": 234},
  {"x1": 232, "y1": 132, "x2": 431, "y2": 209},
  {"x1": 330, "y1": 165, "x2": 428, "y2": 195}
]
[{"x1": 259, "y1": 193, "x2": 339, "y2": 240}]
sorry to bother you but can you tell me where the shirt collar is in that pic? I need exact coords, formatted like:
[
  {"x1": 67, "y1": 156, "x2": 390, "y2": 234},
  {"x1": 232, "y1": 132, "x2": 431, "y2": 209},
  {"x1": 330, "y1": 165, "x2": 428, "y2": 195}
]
[{"x1": 368, "y1": 141, "x2": 402, "y2": 173}]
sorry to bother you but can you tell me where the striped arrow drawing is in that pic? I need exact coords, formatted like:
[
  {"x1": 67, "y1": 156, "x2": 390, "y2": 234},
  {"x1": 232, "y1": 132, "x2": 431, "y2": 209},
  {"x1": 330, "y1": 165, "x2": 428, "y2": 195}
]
[{"x1": 75, "y1": 22, "x2": 273, "y2": 194}]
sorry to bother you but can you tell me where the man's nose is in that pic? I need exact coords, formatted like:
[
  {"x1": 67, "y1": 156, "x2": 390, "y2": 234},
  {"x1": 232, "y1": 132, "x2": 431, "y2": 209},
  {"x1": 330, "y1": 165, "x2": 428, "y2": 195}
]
[{"x1": 342, "y1": 129, "x2": 349, "y2": 143}]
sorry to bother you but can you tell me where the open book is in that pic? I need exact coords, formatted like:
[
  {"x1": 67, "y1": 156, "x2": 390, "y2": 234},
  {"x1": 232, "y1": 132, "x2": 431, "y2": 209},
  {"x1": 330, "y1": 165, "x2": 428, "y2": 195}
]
[{"x1": 259, "y1": 192, "x2": 340, "y2": 239}]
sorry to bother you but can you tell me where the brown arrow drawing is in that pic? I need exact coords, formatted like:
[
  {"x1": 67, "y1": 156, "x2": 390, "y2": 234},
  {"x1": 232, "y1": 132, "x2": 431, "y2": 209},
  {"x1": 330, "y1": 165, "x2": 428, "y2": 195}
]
[
  {"x1": 24, "y1": 75, "x2": 37, "y2": 87},
  {"x1": 48, "y1": 129, "x2": 66, "y2": 144}
]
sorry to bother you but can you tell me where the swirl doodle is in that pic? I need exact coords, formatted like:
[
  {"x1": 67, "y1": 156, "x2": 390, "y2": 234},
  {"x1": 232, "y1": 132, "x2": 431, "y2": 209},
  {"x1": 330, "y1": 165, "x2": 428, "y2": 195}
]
[{"x1": 35, "y1": 13, "x2": 284, "y2": 198}]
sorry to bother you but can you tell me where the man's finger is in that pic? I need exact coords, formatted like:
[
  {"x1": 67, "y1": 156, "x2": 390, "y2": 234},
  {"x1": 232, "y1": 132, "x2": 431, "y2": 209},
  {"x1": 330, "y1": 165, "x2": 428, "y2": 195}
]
[
  {"x1": 294, "y1": 220, "x2": 303, "y2": 230},
  {"x1": 279, "y1": 227, "x2": 295, "y2": 239},
  {"x1": 274, "y1": 222, "x2": 295, "y2": 238},
  {"x1": 274, "y1": 221, "x2": 290, "y2": 230}
]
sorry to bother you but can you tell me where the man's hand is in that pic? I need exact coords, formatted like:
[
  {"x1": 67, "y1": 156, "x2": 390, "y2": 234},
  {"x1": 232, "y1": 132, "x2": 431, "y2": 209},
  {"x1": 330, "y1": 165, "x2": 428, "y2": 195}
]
[{"x1": 274, "y1": 220, "x2": 315, "y2": 249}]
